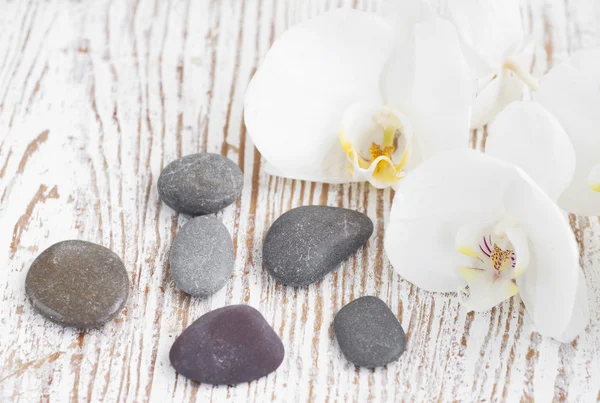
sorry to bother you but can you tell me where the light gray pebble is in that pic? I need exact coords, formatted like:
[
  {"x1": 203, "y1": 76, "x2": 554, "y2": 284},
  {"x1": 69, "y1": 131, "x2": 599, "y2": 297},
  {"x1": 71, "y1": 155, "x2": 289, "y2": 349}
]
[
  {"x1": 262, "y1": 206, "x2": 373, "y2": 286},
  {"x1": 158, "y1": 153, "x2": 243, "y2": 216},
  {"x1": 170, "y1": 216, "x2": 234, "y2": 297},
  {"x1": 334, "y1": 296, "x2": 406, "y2": 368}
]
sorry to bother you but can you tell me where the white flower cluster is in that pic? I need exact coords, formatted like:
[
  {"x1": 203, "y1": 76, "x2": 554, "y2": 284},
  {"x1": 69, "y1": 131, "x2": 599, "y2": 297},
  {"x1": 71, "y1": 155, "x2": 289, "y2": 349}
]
[{"x1": 243, "y1": 0, "x2": 596, "y2": 343}]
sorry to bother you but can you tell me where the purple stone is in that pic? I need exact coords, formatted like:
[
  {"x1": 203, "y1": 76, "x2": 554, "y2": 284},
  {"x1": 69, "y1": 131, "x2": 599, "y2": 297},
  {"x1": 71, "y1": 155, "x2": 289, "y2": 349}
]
[{"x1": 169, "y1": 305, "x2": 284, "y2": 385}]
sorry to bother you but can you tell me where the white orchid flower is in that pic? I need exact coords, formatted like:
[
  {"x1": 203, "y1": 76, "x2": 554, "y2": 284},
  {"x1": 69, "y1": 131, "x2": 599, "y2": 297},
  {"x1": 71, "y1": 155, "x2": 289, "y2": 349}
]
[
  {"x1": 244, "y1": 8, "x2": 472, "y2": 189},
  {"x1": 442, "y1": 0, "x2": 536, "y2": 128},
  {"x1": 486, "y1": 47, "x2": 600, "y2": 216},
  {"x1": 385, "y1": 149, "x2": 589, "y2": 343}
]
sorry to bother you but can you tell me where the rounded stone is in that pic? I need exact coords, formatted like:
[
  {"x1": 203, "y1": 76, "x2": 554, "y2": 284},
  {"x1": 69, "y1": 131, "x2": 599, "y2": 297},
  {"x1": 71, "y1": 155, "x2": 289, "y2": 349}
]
[
  {"x1": 263, "y1": 206, "x2": 373, "y2": 286},
  {"x1": 169, "y1": 305, "x2": 285, "y2": 385},
  {"x1": 25, "y1": 240, "x2": 129, "y2": 328},
  {"x1": 158, "y1": 153, "x2": 243, "y2": 216},
  {"x1": 170, "y1": 216, "x2": 234, "y2": 298},
  {"x1": 334, "y1": 296, "x2": 406, "y2": 368}
]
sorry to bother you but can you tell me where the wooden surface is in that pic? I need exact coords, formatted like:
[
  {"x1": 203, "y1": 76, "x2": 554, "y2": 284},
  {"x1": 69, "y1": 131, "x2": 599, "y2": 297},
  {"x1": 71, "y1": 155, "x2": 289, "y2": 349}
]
[{"x1": 1, "y1": 0, "x2": 599, "y2": 401}]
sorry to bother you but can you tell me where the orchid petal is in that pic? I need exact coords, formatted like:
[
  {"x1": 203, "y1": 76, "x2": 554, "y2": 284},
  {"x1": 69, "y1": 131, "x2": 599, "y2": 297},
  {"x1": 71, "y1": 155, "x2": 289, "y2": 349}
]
[
  {"x1": 486, "y1": 101, "x2": 576, "y2": 201},
  {"x1": 558, "y1": 269, "x2": 589, "y2": 343},
  {"x1": 505, "y1": 173, "x2": 587, "y2": 342},
  {"x1": 381, "y1": 0, "x2": 430, "y2": 38},
  {"x1": 470, "y1": 72, "x2": 524, "y2": 129},
  {"x1": 446, "y1": 0, "x2": 524, "y2": 76},
  {"x1": 385, "y1": 215, "x2": 469, "y2": 293},
  {"x1": 379, "y1": 0, "x2": 430, "y2": 108},
  {"x1": 587, "y1": 164, "x2": 600, "y2": 192},
  {"x1": 263, "y1": 160, "x2": 351, "y2": 184},
  {"x1": 395, "y1": 18, "x2": 473, "y2": 166},
  {"x1": 380, "y1": 45, "x2": 415, "y2": 113},
  {"x1": 536, "y1": 48, "x2": 600, "y2": 215},
  {"x1": 244, "y1": 9, "x2": 394, "y2": 183}
]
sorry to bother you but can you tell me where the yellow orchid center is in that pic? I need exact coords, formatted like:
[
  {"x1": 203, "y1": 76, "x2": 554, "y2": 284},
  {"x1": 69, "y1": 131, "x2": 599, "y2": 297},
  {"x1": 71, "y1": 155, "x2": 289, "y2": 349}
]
[
  {"x1": 339, "y1": 105, "x2": 412, "y2": 189},
  {"x1": 369, "y1": 142, "x2": 394, "y2": 161},
  {"x1": 490, "y1": 244, "x2": 515, "y2": 271}
]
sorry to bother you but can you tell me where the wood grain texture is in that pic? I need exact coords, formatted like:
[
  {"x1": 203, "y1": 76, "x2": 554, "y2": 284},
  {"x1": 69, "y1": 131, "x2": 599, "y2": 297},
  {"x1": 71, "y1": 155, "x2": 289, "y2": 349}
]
[{"x1": 0, "y1": 0, "x2": 599, "y2": 401}]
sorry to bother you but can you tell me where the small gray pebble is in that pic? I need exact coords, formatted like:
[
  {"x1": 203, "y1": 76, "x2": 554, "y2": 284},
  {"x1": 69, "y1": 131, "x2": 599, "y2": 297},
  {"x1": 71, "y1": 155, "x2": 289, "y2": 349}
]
[
  {"x1": 170, "y1": 216, "x2": 234, "y2": 298},
  {"x1": 25, "y1": 240, "x2": 129, "y2": 328},
  {"x1": 158, "y1": 153, "x2": 243, "y2": 216},
  {"x1": 334, "y1": 296, "x2": 406, "y2": 368},
  {"x1": 263, "y1": 206, "x2": 373, "y2": 286}
]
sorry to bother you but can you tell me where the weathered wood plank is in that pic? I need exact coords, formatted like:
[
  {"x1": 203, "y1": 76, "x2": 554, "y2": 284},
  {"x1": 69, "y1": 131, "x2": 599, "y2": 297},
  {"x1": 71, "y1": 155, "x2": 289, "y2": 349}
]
[{"x1": 0, "y1": 0, "x2": 599, "y2": 402}]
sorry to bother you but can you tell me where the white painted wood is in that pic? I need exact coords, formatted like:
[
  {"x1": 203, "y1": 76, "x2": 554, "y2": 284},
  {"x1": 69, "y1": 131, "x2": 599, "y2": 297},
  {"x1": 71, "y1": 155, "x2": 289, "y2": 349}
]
[{"x1": 0, "y1": 0, "x2": 598, "y2": 401}]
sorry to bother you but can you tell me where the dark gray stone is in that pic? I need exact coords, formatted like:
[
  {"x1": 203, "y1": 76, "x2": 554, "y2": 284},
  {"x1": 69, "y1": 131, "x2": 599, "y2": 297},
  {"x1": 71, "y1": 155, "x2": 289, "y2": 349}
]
[
  {"x1": 262, "y1": 206, "x2": 373, "y2": 286},
  {"x1": 170, "y1": 216, "x2": 234, "y2": 298},
  {"x1": 158, "y1": 153, "x2": 243, "y2": 216},
  {"x1": 25, "y1": 240, "x2": 129, "y2": 329},
  {"x1": 169, "y1": 305, "x2": 284, "y2": 385},
  {"x1": 334, "y1": 296, "x2": 406, "y2": 367}
]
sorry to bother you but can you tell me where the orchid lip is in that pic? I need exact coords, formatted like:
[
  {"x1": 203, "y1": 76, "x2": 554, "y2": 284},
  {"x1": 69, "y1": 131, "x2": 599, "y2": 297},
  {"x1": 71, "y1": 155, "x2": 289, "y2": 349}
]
[{"x1": 455, "y1": 221, "x2": 528, "y2": 312}]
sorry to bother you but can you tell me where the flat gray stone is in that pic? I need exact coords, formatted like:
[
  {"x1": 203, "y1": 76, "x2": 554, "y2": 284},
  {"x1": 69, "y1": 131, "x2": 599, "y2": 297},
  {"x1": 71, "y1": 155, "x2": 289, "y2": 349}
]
[
  {"x1": 170, "y1": 305, "x2": 285, "y2": 385},
  {"x1": 334, "y1": 296, "x2": 406, "y2": 367},
  {"x1": 158, "y1": 153, "x2": 243, "y2": 216},
  {"x1": 262, "y1": 206, "x2": 373, "y2": 286},
  {"x1": 170, "y1": 216, "x2": 234, "y2": 297},
  {"x1": 25, "y1": 240, "x2": 129, "y2": 328}
]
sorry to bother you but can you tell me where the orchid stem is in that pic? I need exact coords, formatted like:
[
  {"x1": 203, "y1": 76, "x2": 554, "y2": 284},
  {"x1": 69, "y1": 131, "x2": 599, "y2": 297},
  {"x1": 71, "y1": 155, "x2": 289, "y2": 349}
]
[{"x1": 503, "y1": 58, "x2": 539, "y2": 91}]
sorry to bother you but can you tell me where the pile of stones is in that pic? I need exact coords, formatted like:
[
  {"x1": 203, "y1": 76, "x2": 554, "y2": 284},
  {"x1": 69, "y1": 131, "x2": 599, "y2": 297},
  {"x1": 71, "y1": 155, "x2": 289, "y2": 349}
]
[{"x1": 25, "y1": 153, "x2": 406, "y2": 385}]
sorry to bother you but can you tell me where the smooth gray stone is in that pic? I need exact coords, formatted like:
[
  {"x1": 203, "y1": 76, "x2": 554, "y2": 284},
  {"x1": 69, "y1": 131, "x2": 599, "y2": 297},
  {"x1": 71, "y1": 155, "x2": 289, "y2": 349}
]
[
  {"x1": 169, "y1": 305, "x2": 285, "y2": 385},
  {"x1": 170, "y1": 216, "x2": 234, "y2": 297},
  {"x1": 25, "y1": 240, "x2": 129, "y2": 328},
  {"x1": 158, "y1": 153, "x2": 243, "y2": 216},
  {"x1": 262, "y1": 206, "x2": 373, "y2": 286},
  {"x1": 334, "y1": 296, "x2": 406, "y2": 368}
]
